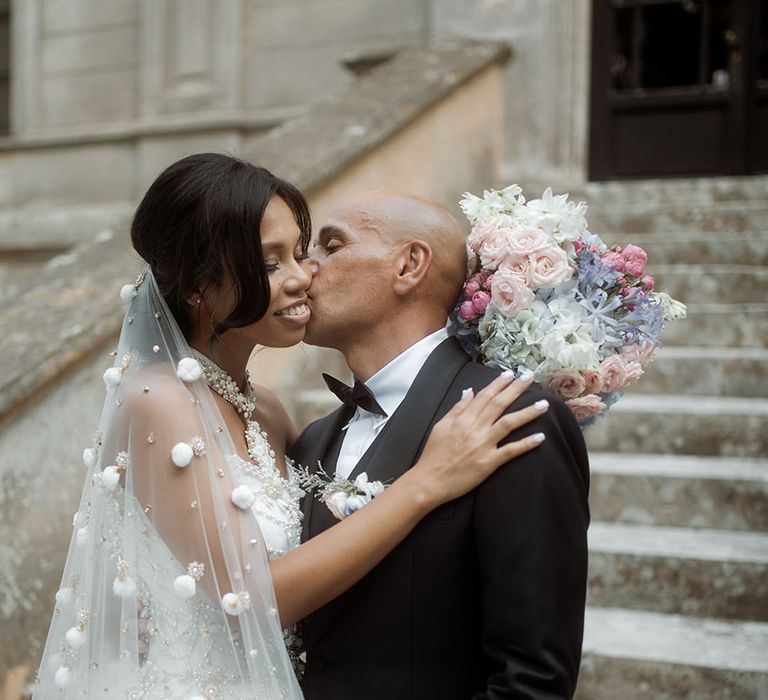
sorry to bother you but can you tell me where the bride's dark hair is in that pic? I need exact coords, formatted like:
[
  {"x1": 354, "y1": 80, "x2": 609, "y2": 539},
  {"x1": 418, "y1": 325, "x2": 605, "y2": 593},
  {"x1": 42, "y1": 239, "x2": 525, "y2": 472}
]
[{"x1": 131, "y1": 152, "x2": 312, "y2": 338}]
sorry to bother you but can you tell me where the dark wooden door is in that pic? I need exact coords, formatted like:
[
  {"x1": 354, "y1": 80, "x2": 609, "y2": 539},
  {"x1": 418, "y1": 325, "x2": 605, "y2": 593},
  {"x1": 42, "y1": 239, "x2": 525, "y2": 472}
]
[
  {"x1": 0, "y1": 0, "x2": 8, "y2": 136},
  {"x1": 589, "y1": 0, "x2": 767, "y2": 179}
]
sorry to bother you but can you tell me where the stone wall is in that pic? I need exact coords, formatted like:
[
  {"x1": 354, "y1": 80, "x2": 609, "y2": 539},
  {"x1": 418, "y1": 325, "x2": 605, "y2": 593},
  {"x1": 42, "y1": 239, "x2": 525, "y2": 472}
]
[
  {"x1": 1, "y1": 0, "x2": 592, "y2": 212},
  {"x1": 0, "y1": 40, "x2": 509, "y2": 697}
]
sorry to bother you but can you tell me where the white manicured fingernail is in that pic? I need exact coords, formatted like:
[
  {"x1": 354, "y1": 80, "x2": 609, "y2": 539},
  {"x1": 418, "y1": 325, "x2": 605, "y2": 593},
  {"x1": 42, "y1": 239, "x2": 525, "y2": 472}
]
[
  {"x1": 518, "y1": 370, "x2": 534, "y2": 382},
  {"x1": 501, "y1": 369, "x2": 515, "y2": 379},
  {"x1": 534, "y1": 399, "x2": 549, "y2": 411},
  {"x1": 531, "y1": 432, "x2": 546, "y2": 443},
  {"x1": 461, "y1": 388, "x2": 474, "y2": 401}
]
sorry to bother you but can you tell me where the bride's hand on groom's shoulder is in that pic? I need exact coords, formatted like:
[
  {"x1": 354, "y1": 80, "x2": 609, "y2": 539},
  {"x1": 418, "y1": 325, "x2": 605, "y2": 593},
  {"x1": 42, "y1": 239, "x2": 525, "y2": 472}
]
[{"x1": 410, "y1": 372, "x2": 550, "y2": 509}]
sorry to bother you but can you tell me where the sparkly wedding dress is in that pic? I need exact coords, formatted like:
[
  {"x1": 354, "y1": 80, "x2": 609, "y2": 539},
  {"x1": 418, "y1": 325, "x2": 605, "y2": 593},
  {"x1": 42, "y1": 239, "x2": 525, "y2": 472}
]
[{"x1": 33, "y1": 272, "x2": 305, "y2": 699}]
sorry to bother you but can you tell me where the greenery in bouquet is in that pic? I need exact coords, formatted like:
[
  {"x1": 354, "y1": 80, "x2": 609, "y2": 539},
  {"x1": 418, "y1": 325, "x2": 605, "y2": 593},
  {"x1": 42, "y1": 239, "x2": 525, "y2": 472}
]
[{"x1": 449, "y1": 185, "x2": 688, "y2": 428}]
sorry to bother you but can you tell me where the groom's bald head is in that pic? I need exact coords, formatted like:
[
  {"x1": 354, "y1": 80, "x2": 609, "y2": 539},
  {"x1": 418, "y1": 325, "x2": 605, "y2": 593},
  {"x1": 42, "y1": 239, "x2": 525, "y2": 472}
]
[
  {"x1": 332, "y1": 190, "x2": 467, "y2": 311},
  {"x1": 305, "y1": 191, "x2": 468, "y2": 371}
]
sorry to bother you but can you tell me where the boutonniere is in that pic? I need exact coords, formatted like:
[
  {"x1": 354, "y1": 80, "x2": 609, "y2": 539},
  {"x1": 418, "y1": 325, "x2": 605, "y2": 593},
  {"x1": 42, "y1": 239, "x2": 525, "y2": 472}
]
[{"x1": 297, "y1": 464, "x2": 386, "y2": 520}]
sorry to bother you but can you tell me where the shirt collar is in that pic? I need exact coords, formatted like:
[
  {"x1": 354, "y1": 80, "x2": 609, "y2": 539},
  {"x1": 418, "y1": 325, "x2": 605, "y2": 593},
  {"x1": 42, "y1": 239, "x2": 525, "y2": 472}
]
[{"x1": 363, "y1": 327, "x2": 450, "y2": 419}]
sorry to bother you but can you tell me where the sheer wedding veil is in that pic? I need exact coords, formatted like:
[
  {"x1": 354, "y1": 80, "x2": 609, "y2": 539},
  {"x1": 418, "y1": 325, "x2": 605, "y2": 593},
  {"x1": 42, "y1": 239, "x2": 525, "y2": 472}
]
[{"x1": 33, "y1": 273, "x2": 304, "y2": 695}]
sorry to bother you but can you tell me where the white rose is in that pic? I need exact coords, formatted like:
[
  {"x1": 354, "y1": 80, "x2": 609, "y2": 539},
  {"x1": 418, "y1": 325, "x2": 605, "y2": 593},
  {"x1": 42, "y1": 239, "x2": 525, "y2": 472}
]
[{"x1": 325, "y1": 492, "x2": 349, "y2": 520}]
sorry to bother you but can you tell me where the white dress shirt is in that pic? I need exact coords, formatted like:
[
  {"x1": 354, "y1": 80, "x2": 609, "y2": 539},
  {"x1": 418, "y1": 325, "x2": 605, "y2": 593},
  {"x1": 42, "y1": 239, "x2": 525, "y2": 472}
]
[{"x1": 335, "y1": 328, "x2": 450, "y2": 478}]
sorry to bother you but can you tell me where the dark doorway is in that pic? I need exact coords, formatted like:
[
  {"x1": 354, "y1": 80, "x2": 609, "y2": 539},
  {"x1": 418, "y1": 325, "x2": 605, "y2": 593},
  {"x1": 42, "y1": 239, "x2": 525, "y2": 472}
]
[
  {"x1": 589, "y1": 0, "x2": 767, "y2": 180},
  {"x1": 0, "y1": 0, "x2": 8, "y2": 136}
]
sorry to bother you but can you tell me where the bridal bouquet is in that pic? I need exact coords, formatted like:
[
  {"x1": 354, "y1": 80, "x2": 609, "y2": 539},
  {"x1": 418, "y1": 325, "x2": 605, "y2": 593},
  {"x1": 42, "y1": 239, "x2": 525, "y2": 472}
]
[{"x1": 450, "y1": 185, "x2": 687, "y2": 427}]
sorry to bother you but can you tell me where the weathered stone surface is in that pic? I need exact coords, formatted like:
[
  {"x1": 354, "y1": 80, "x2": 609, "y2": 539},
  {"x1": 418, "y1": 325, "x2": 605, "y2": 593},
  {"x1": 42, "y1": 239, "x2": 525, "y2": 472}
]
[
  {"x1": 650, "y1": 264, "x2": 768, "y2": 304},
  {"x1": 578, "y1": 608, "x2": 768, "y2": 700},
  {"x1": 661, "y1": 303, "x2": 768, "y2": 348},
  {"x1": 588, "y1": 523, "x2": 768, "y2": 620},
  {"x1": 587, "y1": 201, "x2": 768, "y2": 236},
  {"x1": 590, "y1": 453, "x2": 768, "y2": 531},
  {"x1": 0, "y1": 231, "x2": 140, "y2": 421},
  {"x1": 585, "y1": 395, "x2": 768, "y2": 458},
  {"x1": 635, "y1": 347, "x2": 768, "y2": 398},
  {"x1": 245, "y1": 40, "x2": 511, "y2": 196},
  {"x1": 579, "y1": 175, "x2": 768, "y2": 206},
  {"x1": 607, "y1": 231, "x2": 768, "y2": 266}
]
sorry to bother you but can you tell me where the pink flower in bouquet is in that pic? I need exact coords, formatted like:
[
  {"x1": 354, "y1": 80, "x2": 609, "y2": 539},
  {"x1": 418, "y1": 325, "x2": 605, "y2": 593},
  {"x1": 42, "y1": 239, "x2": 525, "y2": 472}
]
[
  {"x1": 465, "y1": 273, "x2": 484, "y2": 296},
  {"x1": 598, "y1": 355, "x2": 629, "y2": 392},
  {"x1": 566, "y1": 394, "x2": 606, "y2": 421},
  {"x1": 641, "y1": 275, "x2": 654, "y2": 291},
  {"x1": 622, "y1": 359, "x2": 644, "y2": 388},
  {"x1": 471, "y1": 291, "x2": 491, "y2": 315},
  {"x1": 621, "y1": 341, "x2": 656, "y2": 368},
  {"x1": 580, "y1": 369, "x2": 604, "y2": 394},
  {"x1": 507, "y1": 227, "x2": 550, "y2": 257},
  {"x1": 525, "y1": 245, "x2": 573, "y2": 289},
  {"x1": 622, "y1": 244, "x2": 648, "y2": 265},
  {"x1": 624, "y1": 258, "x2": 645, "y2": 278},
  {"x1": 490, "y1": 267, "x2": 535, "y2": 315},
  {"x1": 601, "y1": 251, "x2": 625, "y2": 272},
  {"x1": 599, "y1": 355, "x2": 644, "y2": 392},
  {"x1": 459, "y1": 300, "x2": 479, "y2": 321},
  {"x1": 574, "y1": 238, "x2": 585, "y2": 254},
  {"x1": 468, "y1": 217, "x2": 513, "y2": 269},
  {"x1": 543, "y1": 368, "x2": 587, "y2": 400}
]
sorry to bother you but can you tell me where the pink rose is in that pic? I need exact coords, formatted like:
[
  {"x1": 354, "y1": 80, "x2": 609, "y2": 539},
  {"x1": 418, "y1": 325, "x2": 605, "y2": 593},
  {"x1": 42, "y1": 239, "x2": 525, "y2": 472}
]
[
  {"x1": 525, "y1": 245, "x2": 573, "y2": 289},
  {"x1": 624, "y1": 258, "x2": 645, "y2": 278},
  {"x1": 459, "y1": 300, "x2": 478, "y2": 321},
  {"x1": 623, "y1": 360, "x2": 644, "y2": 387},
  {"x1": 599, "y1": 355, "x2": 630, "y2": 392},
  {"x1": 602, "y1": 251, "x2": 625, "y2": 272},
  {"x1": 580, "y1": 369, "x2": 604, "y2": 394},
  {"x1": 506, "y1": 227, "x2": 550, "y2": 257},
  {"x1": 467, "y1": 217, "x2": 513, "y2": 269},
  {"x1": 566, "y1": 394, "x2": 606, "y2": 421},
  {"x1": 641, "y1": 275, "x2": 654, "y2": 291},
  {"x1": 490, "y1": 268, "x2": 535, "y2": 315},
  {"x1": 471, "y1": 291, "x2": 491, "y2": 315},
  {"x1": 543, "y1": 369, "x2": 587, "y2": 400},
  {"x1": 622, "y1": 244, "x2": 648, "y2": 265},
  {"x1": 621, "y1": 341, "x2": 656, "y2": 367}
]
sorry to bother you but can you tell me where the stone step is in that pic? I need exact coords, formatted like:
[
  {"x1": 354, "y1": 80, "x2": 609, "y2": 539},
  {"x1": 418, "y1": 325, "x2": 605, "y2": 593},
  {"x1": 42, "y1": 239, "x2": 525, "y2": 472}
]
[
  {"x1": 650, "y1": 264, "x2": 768, "y2": 304},
  {"x1": 662, "y1": 303, "x2": 768, "y2": 348},
  {"x1": 576, "y1": 175, "x2": 768, "y2": 206},
  {"x1": 577, "y1": 607, "x2": 768, "y2": 700},
  {"x1": 636, "y1": 346, "x2": 768, "y2": 398},
  {"x1": 584, "y1": 394, "x2": 768, "y2": 458},
  {"x1": 587, "y1": 522, "x2": 768, "y2": 620},
  {"x1": 607, "y1": 230, "x2": 768, "y2": 266},
  {"x1": 586, "y1": 200, "x2": 768, "y2": 235},
  {"x1": 590, "y1": 452, "x2": 768, "y2": 531}
]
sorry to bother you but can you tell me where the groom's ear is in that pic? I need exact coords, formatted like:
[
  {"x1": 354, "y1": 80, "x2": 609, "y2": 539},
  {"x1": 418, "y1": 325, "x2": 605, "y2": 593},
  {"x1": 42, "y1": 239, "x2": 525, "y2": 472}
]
[{"x1": 392, "y1": 240, "x2": 432, "y2": 296}]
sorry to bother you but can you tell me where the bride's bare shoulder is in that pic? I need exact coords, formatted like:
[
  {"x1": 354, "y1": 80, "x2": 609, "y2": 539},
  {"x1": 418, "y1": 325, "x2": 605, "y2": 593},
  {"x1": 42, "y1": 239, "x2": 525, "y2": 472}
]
[{"x1": 122, "y1": 364, "x2": 198, "y2": 416}]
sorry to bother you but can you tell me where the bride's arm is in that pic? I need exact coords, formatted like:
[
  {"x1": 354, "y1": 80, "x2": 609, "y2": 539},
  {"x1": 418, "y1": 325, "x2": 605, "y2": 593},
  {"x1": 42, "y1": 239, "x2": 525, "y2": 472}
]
[
  {"x1": 270, "y1": 373, "x2": 547, "y2": 627},
  {"x1": 129, "y1": 372, "x2": 544, "y2": 626}
]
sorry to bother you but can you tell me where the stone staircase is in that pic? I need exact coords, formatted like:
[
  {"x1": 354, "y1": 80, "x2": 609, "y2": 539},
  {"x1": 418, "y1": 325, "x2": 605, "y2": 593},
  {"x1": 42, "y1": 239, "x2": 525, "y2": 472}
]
[{"x1": 575, "y1": 177, "x2": 768, "y2": 700}]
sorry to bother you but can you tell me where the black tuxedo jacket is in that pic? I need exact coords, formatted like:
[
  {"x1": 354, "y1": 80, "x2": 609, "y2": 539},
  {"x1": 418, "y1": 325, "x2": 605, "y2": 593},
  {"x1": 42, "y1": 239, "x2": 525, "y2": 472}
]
[{"x1": 290, "y1": 337, "x2": 590, "y2": 700}]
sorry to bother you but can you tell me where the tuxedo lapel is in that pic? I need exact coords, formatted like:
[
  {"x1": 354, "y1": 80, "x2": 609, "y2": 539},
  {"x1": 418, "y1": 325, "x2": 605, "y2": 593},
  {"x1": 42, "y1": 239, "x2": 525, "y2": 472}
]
[
  {"x1": 303, "y1": 336, "x2": 471, "y2": 649},
  {"x1": 298, "y1": 405, "x2": 354, "y2": 543}
]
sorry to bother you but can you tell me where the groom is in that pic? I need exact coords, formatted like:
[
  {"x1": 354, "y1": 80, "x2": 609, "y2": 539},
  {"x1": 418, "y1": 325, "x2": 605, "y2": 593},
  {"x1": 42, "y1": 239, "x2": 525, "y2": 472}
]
[{"x1": 291, "y1": 192, "x2": 590, "y2": 699}]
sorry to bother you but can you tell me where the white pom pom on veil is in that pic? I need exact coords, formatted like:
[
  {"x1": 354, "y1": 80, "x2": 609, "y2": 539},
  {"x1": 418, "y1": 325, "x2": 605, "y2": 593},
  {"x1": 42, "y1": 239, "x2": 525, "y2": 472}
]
[{"x1": 32, "y1": 271, "x2": 303, "y2": 699}]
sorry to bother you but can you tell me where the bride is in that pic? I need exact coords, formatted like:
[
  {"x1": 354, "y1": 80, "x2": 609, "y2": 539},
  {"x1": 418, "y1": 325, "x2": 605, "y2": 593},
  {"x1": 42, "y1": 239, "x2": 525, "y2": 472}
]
[{"x1": 33, "y1": 153, "x2": 546, "y2": 699}]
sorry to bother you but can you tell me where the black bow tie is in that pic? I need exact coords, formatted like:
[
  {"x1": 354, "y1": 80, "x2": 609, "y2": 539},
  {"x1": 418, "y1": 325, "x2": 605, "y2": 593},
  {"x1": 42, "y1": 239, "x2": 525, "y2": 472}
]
[{"x1": 322, "y1": 373, "x2": 387, "y2": 417}]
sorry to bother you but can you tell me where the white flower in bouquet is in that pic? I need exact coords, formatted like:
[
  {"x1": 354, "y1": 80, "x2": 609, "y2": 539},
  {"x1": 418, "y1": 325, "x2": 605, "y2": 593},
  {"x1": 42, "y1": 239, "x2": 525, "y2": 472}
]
[{"x1": 653, "y1": 291, "x2": 688, "y2": 322}]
